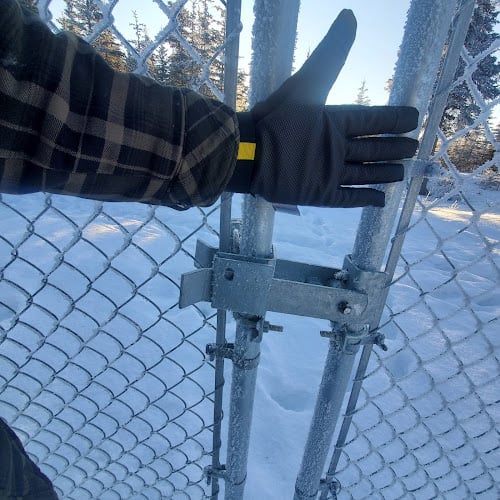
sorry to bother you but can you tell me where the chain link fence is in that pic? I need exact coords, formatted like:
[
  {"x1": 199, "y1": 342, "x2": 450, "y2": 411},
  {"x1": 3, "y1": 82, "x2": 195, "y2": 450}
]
[{"x1": 0, "y1": 0, "x2": 498, "y2": 499}]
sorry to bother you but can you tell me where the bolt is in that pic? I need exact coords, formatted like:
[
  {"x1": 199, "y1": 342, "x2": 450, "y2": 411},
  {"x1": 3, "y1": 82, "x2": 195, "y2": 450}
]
[
  {"x1": 338, "y1": 301, "x2": 352, "y2": 315},
  {"x1": 375, "y1": 334, "x2": 388, "y2": 351},
  {"x1": 262, "y1": 321, "x2": 284, "y2": 333},
  {"x1": 224, "y1": 267, "x2": 235, "y2": 281},
  {"x1": 206, "y1": 343, "x2": 217, "y2": 361}
]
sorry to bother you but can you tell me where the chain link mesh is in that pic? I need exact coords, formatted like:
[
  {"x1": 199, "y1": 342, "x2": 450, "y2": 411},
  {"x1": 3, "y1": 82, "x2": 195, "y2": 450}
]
[
  {"x1": 0, "y1": 201, "x2": 225, "y2": 500},
  {"x1": 0, "y1": 1, "x2": 499, "y2": 499}
]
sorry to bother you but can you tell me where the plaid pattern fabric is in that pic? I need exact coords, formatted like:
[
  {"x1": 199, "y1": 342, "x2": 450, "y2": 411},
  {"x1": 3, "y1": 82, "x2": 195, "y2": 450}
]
[{"x1": 0, "y1": 0, "x2": 239, "y2": 209}]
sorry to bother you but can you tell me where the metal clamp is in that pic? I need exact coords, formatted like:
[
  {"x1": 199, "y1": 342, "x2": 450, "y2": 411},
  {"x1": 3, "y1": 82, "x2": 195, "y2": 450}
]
[
  {"x1": 320, "y1": 325, "x2": 388, "y2": 353},
  {"x1": 319, "y1": 476, "x2": 341, "y2": 500},
  {"x1": 179, "y1": 240, "x2": 382, "y2": 324},
  {"x1": 205, "y1": 465, "x2": 227, "y2": 485},
  {"x1": 211, "y1": 252, "x2": 276, "y2": 316},
  {"x1": 206, "y1": 343, "x2": 260, "y2": 370}
]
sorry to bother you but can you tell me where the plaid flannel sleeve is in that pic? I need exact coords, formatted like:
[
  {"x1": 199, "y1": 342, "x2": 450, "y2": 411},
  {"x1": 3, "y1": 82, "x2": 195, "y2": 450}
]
[{"x1": 0, "y1": 0, "x2": 239, "y2": 209}]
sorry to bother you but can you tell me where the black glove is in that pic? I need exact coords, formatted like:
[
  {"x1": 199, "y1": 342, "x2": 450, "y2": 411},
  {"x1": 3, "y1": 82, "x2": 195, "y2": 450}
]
[{"x1": 226, "y1": 9, "x2": 419, "y2": 208}]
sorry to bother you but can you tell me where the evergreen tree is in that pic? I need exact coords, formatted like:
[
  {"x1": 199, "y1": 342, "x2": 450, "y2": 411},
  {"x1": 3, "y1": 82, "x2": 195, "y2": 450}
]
[
  {"x1": 122, "y1": 1, "x2": 249, "y2": 108},
  {"x1": 441, "y1": 0, "x2": 499, "y2": 134},
  {"x1": 156, "y1": 5, "x2": 198, "y2": 88},
  {"x1": 447, "y1": 126, "x2": 495, "y2": 172},
  {"x1": 126, "y1": 10, "x2": 155, "y2": 74},
  {"x1": 157, "y1": 0, "x2": 239, "y2": 102},
  {"x1": 59, "y1": 0, "x2": 126, "y2": 71},
  {"x1": 236, "y1": 70, "x2": 249, "y2": 111},
  {"x1": 151, "y1": 43, "x2": 170, "y2": 84},
  {"x1": 494, "y1": 122, "x2": 500, "y2": 143},
  {"x1": 355, "y1": 79, "x2": 371, "y2": 105},
  {"x1": 195, "y1": 0, "x2": 225, "y2": 96},
  {"x1": 384, "y1": 78, "x2": 393, "y2": 96}
]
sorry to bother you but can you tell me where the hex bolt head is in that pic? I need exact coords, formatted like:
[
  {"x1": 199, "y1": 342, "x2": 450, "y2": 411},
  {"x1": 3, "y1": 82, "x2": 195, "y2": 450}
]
[{"x1": 338, "y1": 301, "x2": 352, "y2": 315}]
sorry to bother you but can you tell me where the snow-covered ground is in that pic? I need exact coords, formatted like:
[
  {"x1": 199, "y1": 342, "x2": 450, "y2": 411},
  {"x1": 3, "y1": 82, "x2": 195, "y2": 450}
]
[{"x1": 0, "y1": 184, "x2": 498, "y2": 499}]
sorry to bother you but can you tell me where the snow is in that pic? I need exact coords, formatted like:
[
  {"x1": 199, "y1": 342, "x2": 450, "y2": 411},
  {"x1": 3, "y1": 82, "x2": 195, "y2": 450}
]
[{"x1": 0, "y1": 184, "x2": 498, "y2": 499}]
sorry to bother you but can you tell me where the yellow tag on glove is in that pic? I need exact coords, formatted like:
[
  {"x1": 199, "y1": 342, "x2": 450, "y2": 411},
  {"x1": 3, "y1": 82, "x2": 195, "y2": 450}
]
[{"x1": 237, "y1": 142, "x2": 256, "y2": 161}]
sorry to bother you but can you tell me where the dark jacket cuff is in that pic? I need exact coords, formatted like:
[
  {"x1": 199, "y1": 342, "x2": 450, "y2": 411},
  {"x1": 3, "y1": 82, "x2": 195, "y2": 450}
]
[{"x1": 224, "y1": 112, "x2": 256, "y2": 194}]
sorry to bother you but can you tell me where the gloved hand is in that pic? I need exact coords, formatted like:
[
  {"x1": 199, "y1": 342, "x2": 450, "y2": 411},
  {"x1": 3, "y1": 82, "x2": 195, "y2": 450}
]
[{"x1": 226, "y1": 9, "x2": 419, "y2": 207}]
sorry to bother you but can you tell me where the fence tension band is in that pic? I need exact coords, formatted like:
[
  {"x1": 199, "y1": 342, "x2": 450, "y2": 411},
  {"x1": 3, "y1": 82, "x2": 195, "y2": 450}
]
[
  {"x1": 320, "y1": 327, "x2": 388, "y2": 352},
  {"x1": 319, "y1": 476, "x2": 341, "y2": 500},
  {"x1": 205, "y1": 465, "x2": 227, "y2": 485},
  {"x1": 206, "y1": 342, "x2": 260, "y2": 370}
]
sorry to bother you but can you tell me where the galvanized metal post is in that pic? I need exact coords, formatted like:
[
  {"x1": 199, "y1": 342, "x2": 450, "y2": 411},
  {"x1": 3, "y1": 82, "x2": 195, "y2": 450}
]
[
  {"x1": 294, "y1": 2, "x2": 460, "y2": 498},
  {"x1": 224, "y1": 1, "x2": 300, "y2": 499},
  {"x1": 209, "y1": 2, "x2": 242, "y2": 498},
  {"x1": 320, "y1": 3, "x2": 477, "y2": 491}
]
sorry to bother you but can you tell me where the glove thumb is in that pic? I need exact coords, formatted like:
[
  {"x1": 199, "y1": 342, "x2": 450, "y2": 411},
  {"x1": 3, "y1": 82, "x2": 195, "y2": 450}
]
[{"x1": 254, "y1": 8, "x2": 357, "y2": 115}]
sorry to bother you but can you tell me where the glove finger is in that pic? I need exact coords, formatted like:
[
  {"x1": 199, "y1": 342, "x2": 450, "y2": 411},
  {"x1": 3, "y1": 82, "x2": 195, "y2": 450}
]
[
  {"x1": 332, "y1": 187, "x2": 385, "y2": 208},
  {"x1": 346, "y1": 137, "x2": 418, "y2": 162},
  {"x1": 262, "y1": 9, "x2": 357, "y2": 109},
  {"x1": 328, "y1": 105, "x2": 419, "y2": 136},
  {"x1": 341, "y1": 163, "x2": 404, "y2": 185}
]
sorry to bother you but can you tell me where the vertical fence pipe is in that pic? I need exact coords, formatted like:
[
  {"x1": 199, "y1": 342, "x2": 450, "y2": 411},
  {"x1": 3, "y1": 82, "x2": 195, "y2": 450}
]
[
  {"x1": 294, "y1": 340, "x2": 361, "y2": 500},
  {"x1": 210, "y1": 3, "x2": 242, "y2": 498},
  {"x1": 322, "y1": 1, "x2": 476, "y2": 487},
  {"x1": 352, "y1": 0, "x2": 459, "y2": 272},
  {"x1": 294, "y1": 2, "x2": 459, "y2": 499},
  {"x1": 224, "y1": 1, "x2": 300, "y2": 498}
]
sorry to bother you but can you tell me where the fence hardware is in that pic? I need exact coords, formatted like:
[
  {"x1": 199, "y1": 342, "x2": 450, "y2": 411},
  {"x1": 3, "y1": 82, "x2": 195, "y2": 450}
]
[
  {"x1": 206, "y1": 342, "x2": 260, "y2": 370},
  {"x1": 321, "y1": 327, "x2": 389, "y2": 352},
  {"x1": 319, "y1": 476, "x2": 340, "y2": 500},
  {"x1": 374, "y1": 333, "x2": 388, "y2": 351},
  {"x1": 205, "y1": 465, "x2": 227, "y2": 485},
  {"x1": 180, "y1": 241, "x2": 391, "y2": 324},
  {"x1": 262, "y1": 321, "x2": 284, "y2": 333},
  {"x1": 206, "y1": 342, "x2": 234, "y2": 361},
  {"x1": 405, "y1": 159, "x2": 441, "y2": 177}
]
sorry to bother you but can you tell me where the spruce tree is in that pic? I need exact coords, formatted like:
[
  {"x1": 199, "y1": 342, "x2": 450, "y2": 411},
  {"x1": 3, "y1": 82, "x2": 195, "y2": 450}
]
[
  {"x1": 124, "y1": 1, "x2": 249, "y2": 107},
  {"x1": 126, "y1": 10, "x2": 155, "y2": 74},
  {"x1": 159, "y1": 0, "x2": 227, "y2": 98},
  {"x1": 236, "y1": 70, "x2": 249, "y2": 111},
  {"x1": 151, "y1": 44, "x2": 170, "y2": 84},
  {"x1": 447, "y1": 126, "x2": 495, "y2": 172},
  {"x1": 355, "y1": 80, "x2": 371, "y2": 105},
  {"x1": 157, "y1": 4, "x2": 197, "y2": 88},
  {"x1": 441, "y1": 0, "x2": 499, "y2": 134},
  {"x1": 195, "y1": 0, "x2": 225, "y2": 97},
  {"x1": 59, "y1": 0, "x2": 126, "y2": 71}
]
